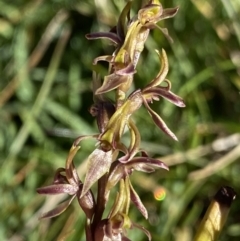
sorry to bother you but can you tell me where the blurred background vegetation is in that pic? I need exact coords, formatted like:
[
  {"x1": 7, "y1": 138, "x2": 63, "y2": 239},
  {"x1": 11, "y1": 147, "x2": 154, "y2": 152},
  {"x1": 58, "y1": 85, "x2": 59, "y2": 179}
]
[{"x1": 1, "y1": 0, "x2": 240, "y2": 240}]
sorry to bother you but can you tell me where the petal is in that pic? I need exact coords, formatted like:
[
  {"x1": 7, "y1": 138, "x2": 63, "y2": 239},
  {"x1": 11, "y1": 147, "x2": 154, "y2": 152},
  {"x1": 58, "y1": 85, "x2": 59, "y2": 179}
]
[
  {"x1": 100, "y1": 90, "x2": 143, "y2": 148},
  {"x1": 93, "y1": 55, "x2": 113, "y2": 65},
  {"x1": 37, "y1": 183, "x2": 78, "y2": 195},
  {"x1": 113, "y1": 48, "x2": 136, "y2": 78},
  {"x1": 109, "y1": 178, "x2": 131, "y2": 219},
  {"x1": 154, "y1": 25, "x2": 174, "y2": 43},
  {"x1": 143, "y1": 87, "x2": 186, "y2": 107},
  {"x1": 132, "y1": 222, "x2": 151, "y2": 241},
  {"x1": 39, "y1": 195, "x2": 76, "y2": 219},
  {"x1": 118, "y1": 119, "x2": 141, "y2": 163},
  {"x1": 143, "y1": 98, "x2": 178, "y2": 141},
  {"x1": 73, "y1": 134, "x2": 99, "y2": 147},
  {"x1": 90, "y1": 101, "x2": 116, "y2": 133},
  {"x1": 116, "y1": 0, "x2": 132, "y2": 40},
  {"x1": 81, "y1": 149, "x2": 113, "y2": 197},
  {"x1": 106, "y1": 162, "x2": 125, "y2": 194},
  {"x1": 133, "y1": 28, "x2": 150, "y2": 67},
  {"x1": 129, "y1": 180, "x2": 148, "y2": 219},
  {"x1": 86, "y1": 32, "x2": 121, "y2": 45},
  {"x1": 159, "y1": 7, "x2": 179, "y2": 20},
  {"x1": 67, "y1": 134, "x2": 99, "y2": 184},
  {"x1": 65, "y1": 145, "x2": 80, "y2": 185},
  {"x1": 120, "y1": 20, "x2": 144, "y2": 67},
  {"x1": 144, "y1": 49, "x2": 168, "y2": 89},
  {"x1": 95, "y1": 74, "x2": 127, "y2": 95},
  {"x1": 53, "y1": 168, "x2": 68, "y2": 184},
  {"x1": 127, "y1": 156, "x2": 169, "y2": 172}
]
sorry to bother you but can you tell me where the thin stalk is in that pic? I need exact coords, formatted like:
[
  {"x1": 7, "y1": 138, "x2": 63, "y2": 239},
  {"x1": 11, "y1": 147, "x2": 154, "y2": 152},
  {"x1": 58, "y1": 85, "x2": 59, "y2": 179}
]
[{"x1": 92, "y1": 174, "x2": 109, "y2": 231}]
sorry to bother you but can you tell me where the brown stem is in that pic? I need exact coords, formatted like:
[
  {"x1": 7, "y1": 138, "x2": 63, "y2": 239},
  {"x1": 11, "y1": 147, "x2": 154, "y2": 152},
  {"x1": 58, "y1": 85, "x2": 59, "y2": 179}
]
[
  {"x1": 92, "y1": 174, "x2": 108, "y2": 233},
  {"x1": 85, "y1": 218, "x2": 94, "y2": 241}
]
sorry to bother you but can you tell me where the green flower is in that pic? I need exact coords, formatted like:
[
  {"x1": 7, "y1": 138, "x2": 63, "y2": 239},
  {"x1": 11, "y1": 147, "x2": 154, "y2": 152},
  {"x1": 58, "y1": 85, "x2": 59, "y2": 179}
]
[
  {"x1": 94, "y1": 177, "x2": 152, "y2": 241},
  {"x1": 87, "y1": 0, "x2": 179, "y2": 103}
]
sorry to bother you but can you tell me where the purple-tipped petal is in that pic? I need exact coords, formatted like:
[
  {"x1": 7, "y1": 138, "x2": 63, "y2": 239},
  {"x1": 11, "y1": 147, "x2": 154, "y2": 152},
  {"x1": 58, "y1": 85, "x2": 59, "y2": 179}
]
[
  {"x1": 143, "y1": 87, "x2": 185, "y2": 107},
  {"x1": 143, "y1": 98, "x2": 178, "y2": 141},
  {"x1": 159, "y1": 7, "x2": 179, "y2": 20},
  {"x1": 129, "y1": 182, "x2": 148, "y2": 219},
  {"x1": 39, "y1": 195, "x2": 76, "y2": 219},
  {"x1": 128, "y1": 157, "x2": 169, "y2": 172},
  {"x1": 81, "y1": 149, "x2": 113, "y2": 197},
  {"x1": 37, "y1": 184, "x2": 78, "y2": 195},
  {"x1": 86, "y1": 32, "x2": 121, "y2": 45},
  {"x1": 95, "y1": 74, "x2": 127, "y2": 95}
]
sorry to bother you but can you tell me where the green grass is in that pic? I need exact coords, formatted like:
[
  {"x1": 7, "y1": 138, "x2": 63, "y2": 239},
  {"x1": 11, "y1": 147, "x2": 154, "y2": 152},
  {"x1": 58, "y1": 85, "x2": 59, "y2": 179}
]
[{"x1": 1, "y1": 0, "x2": 240, "y2": 240}]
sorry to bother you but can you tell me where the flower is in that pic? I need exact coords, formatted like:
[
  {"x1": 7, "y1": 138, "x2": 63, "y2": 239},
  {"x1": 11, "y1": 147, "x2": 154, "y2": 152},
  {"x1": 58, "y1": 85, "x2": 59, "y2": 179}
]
[
  {"x1": 106, "y1": 152, "x2": 169, "y2": 219},
  {"x1": 94, "y1": 177, "x2": 152, "y2": 241},
  {"x1": 141, "y1": 49, "x2": 185, "y2": 140},
  {"x1": 86, "y1": 0, "x2": 179, "y2": 104},
  {"x1": 37, "y1": 1, "x2": 183, "y2": 240},
  {"x1": 37, "y1": 144, "x2": 95, "y2": 219}
]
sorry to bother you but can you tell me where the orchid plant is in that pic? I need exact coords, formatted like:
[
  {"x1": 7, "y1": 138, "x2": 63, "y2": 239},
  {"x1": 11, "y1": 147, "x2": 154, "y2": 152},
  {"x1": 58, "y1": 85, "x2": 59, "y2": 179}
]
[{"x1": 37, "y1": 1, "x2": 185, "y2": 240}]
